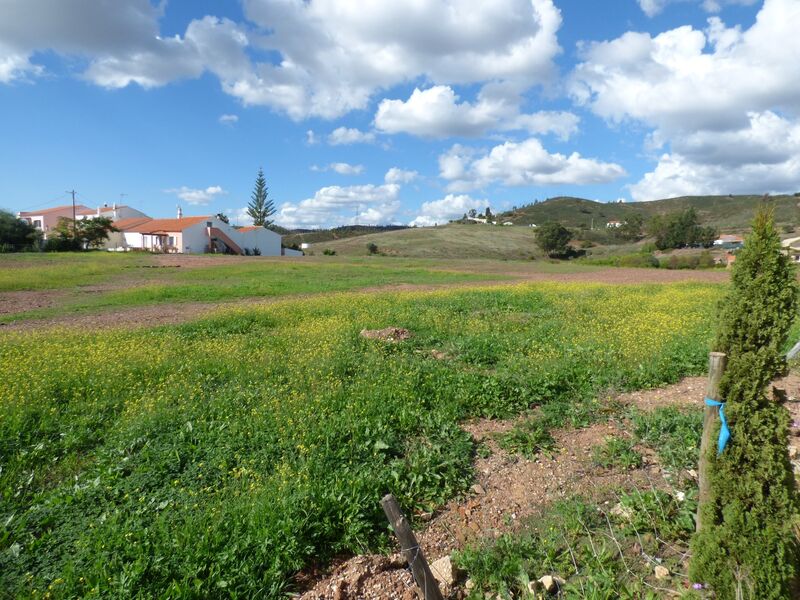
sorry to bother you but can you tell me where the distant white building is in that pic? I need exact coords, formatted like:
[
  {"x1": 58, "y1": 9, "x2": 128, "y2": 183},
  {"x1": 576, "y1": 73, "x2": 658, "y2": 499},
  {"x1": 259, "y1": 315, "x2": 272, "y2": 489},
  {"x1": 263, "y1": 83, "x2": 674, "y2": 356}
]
[
  {"x1": 76, "y1": 204, "x2": 148, "y2": 222},
  {"x1": 606, "y1": 220, "x2": 623, "y2": 228}
]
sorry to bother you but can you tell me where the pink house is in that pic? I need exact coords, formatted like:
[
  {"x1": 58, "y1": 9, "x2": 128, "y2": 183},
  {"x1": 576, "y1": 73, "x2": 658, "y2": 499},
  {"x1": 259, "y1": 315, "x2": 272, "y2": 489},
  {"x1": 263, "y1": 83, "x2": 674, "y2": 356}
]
[{"x1": 18, "y1": 204, "x2": 91, "y2": 238}]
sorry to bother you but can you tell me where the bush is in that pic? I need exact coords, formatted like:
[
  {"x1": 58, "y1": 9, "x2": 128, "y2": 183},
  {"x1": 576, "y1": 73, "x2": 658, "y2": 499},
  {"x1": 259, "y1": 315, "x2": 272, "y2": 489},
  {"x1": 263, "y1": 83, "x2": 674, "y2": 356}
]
[
  {"x1": 322, "y1": 248, "x2": 336, "y2": 255},
  {"x1": 535, "y1": 222, "x2": 572, "y2": 257},
  {"x1": 366, "y1": 242, "x2": 379, "y2": 255},
  {"x1": 691, "y1": 205, "x2": 800, "y2": 598}
]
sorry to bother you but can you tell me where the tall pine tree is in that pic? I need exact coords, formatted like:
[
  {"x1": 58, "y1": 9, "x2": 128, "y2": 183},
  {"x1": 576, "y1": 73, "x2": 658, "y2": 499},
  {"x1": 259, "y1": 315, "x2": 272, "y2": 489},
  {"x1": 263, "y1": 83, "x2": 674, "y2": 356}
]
[
  {"x1": 691, "y1": 205, "x2": 800, "y2": 599},
  {"x1": 246, "y1": 167, "x2": 275, "y2": 227}
]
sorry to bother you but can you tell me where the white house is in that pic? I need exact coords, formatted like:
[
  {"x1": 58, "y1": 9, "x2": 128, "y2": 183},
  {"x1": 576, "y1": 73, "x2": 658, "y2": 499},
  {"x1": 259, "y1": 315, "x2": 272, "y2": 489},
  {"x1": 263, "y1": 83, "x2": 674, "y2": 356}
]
[
  {"x1": 76, "y1": 203, "x2": 148, "y2": 222},
  {"x1": 109, "y1": 214, "x2": 283, "y2": 255}
]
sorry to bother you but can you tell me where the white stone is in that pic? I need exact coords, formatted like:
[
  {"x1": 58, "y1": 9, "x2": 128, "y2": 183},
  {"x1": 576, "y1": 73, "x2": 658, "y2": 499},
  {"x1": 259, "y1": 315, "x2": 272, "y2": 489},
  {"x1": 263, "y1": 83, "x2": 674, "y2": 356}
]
[
  {"x1": 654, "y1": 565, "x2": 670, "y2": 580},
  {"x1": 538, "y1": 575, "x2": 565, "y2": 592},
  {"x1": 430, "y1": 555, "x2": 458, "y2": 588}
]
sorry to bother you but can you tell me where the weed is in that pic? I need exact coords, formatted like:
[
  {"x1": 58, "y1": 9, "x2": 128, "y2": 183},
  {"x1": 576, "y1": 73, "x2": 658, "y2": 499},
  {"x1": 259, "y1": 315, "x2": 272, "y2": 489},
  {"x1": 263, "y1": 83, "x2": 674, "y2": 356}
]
[
  {"x1": 631, "y1": 407, "x2": 702, "y2": 472},
  {"x1": 592, "y1": 437, "x2": 643, "y2": 469},
  {"x1": 495, "y1": 418, "x2": 555, "y2": 458}
]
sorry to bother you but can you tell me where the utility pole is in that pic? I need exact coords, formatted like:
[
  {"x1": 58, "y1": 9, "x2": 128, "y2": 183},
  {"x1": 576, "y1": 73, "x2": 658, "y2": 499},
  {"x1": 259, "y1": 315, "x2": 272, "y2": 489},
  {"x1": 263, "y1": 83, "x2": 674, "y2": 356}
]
[{"x1": 67, "y1": 189, "x2": 77, "y2": 241}]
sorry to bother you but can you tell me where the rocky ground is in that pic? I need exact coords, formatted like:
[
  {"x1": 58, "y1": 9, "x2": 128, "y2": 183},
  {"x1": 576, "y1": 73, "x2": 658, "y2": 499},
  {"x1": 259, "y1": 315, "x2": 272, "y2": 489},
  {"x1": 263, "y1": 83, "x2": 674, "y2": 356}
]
[{"x1": 296, "y1": 375, "x2": 800, "y2": 599}]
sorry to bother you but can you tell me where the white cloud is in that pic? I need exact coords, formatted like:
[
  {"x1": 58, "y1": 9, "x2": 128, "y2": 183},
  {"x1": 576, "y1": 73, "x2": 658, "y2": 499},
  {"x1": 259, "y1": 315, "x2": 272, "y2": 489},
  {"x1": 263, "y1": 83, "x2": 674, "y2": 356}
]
[
  {"x1": 630, "y1": 111, "x2": 800, "y2": 200},
  {"x1": 219, "y1": 114, "x2": 238, "y2": 125},
  {"x1": 637, "y1": 0, "x2": 758, "y2": 17},
  {"x1": 0, "y1": 0, "x2": 562, "y2": 120},
  {"x1": 311, "y1": 162, "x2": 366, "y2": 175},
  {"x1": 571, "y1": 0, "x2": 800, "y2": 200},
  {"x1": 305, "y1": 130, "x2": 319, "y2": 145},
  {"x1": 167, "y1": 185, "x2": 227, "y2": 206},
  {"x1": 385, "y1": 168, "x2": 418, "y2": 184},
  {"x1": 330, "y1": 162, "x2": 364, "y2": 175},
  {"x1": 375, "y1": 85, "x2": 579, "y2": 139},
  {"x1": 570, "y1": 0, "x2": 800, "y2": 134},
  {"x1": 226, "y1": 207, "x2": 255, "y2": 227},
  {"x1": 327, "y1": 127, "x2": 376, "y2": 145},
  {"x1": 276, "y1": 183, "x2": 401, "y2": 229},
  {"x1": 410, "y1": 194, "x2": 488, "y2": 227},
  {"x1": 439, "y1": 138, "x2": 626, "y2": 192}
]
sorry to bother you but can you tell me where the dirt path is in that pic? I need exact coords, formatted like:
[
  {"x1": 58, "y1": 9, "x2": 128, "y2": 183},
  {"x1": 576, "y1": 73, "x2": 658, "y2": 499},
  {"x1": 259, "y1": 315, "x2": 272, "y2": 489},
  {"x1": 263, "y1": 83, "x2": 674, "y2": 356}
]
[
  {"x1": 297, "y1": 376, "x2": 800, "y2": 599},
  {"x1": 0, "y1": 267, "x2": 728, "y2": 332}
]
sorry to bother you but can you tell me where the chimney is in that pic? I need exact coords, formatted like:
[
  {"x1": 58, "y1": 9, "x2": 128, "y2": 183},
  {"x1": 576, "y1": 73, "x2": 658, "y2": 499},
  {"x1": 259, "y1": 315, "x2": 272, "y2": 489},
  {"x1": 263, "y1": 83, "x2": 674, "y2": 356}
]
[
  {"x1": 112, "y1": 202, "x2": 116, "y2": 210},
  {"x1": 177, "y1": 205, "x2": 183, "y2": 219},
  {"x1": 96, "y1": 206, "x2": 101, "y2": 216}
]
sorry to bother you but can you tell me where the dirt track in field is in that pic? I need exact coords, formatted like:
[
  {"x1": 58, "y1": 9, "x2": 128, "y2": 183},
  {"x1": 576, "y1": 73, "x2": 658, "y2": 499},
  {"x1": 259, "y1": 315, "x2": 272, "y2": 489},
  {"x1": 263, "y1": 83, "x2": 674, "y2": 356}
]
[{"x1": 0, "y1": 265, "x2": 728, "y2": 332}]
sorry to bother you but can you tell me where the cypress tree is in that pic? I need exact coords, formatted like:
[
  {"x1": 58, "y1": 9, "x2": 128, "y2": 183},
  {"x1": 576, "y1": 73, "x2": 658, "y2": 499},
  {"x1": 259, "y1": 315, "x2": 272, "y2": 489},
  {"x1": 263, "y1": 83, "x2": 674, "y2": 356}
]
[
  {"x1": 690, "y1": 205, "x2": 800, "y2": 598},
  {"x1": 247, "y1": 167, "x2": 276, "y2": 227}
]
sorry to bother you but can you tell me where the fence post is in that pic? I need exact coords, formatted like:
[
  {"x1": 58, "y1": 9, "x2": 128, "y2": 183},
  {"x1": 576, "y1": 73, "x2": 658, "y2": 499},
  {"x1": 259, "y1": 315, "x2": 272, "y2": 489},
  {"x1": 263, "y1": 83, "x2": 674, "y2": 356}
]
[
  {"x1": 696, "y1": 351, "x2": 727, "y2": 533},
  {"x1": 381, "y1": 494, "x2": 444, "y2": 600}
]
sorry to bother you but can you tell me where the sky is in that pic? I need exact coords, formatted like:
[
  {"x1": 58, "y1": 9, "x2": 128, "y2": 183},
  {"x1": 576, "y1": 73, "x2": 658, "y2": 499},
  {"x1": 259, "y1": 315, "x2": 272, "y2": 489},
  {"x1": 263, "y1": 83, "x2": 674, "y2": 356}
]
[{"x1": 1, "y1": 0, "x2": 798, "y2": 229}]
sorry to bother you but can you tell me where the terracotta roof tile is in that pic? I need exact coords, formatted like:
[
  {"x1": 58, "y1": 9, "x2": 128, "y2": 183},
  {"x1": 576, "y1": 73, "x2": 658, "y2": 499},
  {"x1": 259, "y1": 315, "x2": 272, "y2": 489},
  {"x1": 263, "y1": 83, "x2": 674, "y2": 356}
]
[
  {"x1": 127, "y1": 216, "x2": 211, "y2": 233},
  {"x1": 19, "y1": 204, "x2": 91, "y2": 216}
]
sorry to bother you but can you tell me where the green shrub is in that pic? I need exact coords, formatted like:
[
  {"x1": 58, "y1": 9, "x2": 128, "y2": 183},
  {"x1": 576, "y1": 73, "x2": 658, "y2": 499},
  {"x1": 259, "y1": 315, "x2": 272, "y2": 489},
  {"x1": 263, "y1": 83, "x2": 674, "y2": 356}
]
[
  {"x1": 322, "y1": 248, "x2": 336, "y2": 255},
  {"x1": 495, "y1": 418, "x2": 555, "y2": 459},
  {"x1": 366, "y1": 242, "x2": 379, "y2": 255},
  {"x1": 691, "y1": 206, "x2": 800, "y2": 599}
]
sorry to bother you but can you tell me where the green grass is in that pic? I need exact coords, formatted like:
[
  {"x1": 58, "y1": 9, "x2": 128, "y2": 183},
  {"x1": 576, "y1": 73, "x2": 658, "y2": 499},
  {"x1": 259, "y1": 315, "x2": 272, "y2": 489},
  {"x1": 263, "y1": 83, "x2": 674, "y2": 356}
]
[
  {"x1": 631, "y1": 407, "x2": 704, "y2": 473},
  {"x1": 591, "y1": 436, "x2": 643, "y2": 469},
  {"x1": 0, "y1": 257, "x2": 500, "y2": 323},
  {"x1": 0, "y1": 281, "x2": 719, "y2": 598},
  {"x1": 0, "y1": 252, "x2": 154, "y2": 291},
  {"x1": 310, "y1": 224, "x2": 545, "y2": 259}
]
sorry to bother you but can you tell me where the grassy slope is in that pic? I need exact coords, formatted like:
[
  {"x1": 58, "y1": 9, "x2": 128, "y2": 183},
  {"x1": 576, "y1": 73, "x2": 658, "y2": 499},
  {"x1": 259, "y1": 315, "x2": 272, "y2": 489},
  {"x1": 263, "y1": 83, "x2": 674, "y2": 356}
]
[
  {"x1": 282, "y1": 225, "x2": 409, "y2": 247},
  {"x1": 310, "y1": 224, "x2": 543, "y2": 259},
  {"x1": 501, "y1": 194, "x2": 800, "y2": 230}
]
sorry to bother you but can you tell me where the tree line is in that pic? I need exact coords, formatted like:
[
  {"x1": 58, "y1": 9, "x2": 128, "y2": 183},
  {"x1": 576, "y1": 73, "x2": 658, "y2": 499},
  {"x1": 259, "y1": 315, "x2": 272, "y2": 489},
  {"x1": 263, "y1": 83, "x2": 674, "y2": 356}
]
[{"x1": 535, "y1": 207, "x2": 719, "y2": 257}]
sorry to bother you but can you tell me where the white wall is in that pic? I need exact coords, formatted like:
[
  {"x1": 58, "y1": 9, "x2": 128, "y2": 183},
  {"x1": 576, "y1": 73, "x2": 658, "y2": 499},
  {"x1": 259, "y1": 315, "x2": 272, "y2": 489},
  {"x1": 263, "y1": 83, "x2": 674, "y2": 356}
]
[{"x1": 233, "y1": 227, "x2": 282, "y2": 256}]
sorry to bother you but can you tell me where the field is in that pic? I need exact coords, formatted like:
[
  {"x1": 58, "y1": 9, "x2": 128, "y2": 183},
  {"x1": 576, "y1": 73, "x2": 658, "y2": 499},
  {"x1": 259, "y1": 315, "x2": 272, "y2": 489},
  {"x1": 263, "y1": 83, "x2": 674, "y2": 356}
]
[{"x1": 0, "y1": 253, "x2": 764, "y2": 598}]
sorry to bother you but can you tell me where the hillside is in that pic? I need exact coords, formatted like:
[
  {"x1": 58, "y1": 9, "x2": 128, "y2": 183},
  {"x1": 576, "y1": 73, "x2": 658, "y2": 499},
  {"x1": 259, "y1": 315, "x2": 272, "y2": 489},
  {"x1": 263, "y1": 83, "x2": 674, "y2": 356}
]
[
  {"x1": 283, "y1": 224, "x2": 408, "y2": 247},
  {"x1": 501, "y1": 194, "x2": 800, "y2": 230},
  {"x1": 309, "y1": 223, "x2": 541, "y2": 259}
]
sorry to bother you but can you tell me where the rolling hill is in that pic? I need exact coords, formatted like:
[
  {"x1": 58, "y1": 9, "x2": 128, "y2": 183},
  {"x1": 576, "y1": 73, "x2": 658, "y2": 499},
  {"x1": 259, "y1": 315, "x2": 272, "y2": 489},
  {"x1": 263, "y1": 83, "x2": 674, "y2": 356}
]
[{"x1": 500, "y1": 194, "x2": 800, "y2": 230}]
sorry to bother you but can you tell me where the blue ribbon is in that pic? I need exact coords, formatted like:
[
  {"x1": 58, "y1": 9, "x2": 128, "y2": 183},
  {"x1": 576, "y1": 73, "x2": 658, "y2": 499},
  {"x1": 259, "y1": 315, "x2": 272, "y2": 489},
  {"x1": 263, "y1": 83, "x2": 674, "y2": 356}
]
[{"x1": 705, "y1": 397, "x2": 730, "y2": 454}]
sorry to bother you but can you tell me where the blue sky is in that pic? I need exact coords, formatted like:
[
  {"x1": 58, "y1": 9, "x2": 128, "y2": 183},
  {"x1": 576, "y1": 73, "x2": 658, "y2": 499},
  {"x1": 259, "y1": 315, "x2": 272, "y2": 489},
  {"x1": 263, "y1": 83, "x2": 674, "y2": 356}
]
[{"x1": 1, "y1": 0, "x2": 797, "y2": 228}]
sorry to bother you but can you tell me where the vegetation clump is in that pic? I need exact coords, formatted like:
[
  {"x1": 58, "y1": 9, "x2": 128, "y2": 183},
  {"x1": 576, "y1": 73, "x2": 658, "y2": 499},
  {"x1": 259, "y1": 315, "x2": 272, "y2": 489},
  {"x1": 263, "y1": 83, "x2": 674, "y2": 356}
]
[
  {"x1": 647, "y1": 208, "x2": 717, "y2": 250},
  {"x1": 535, "y1": 221, "x2": 572, "y2": 257},
  {"x1": 0, "y1": 209, "x2": 40, "y2": 252},
  {"x1": 690, "y1": 206, "x2": 800, "y2": 599}
]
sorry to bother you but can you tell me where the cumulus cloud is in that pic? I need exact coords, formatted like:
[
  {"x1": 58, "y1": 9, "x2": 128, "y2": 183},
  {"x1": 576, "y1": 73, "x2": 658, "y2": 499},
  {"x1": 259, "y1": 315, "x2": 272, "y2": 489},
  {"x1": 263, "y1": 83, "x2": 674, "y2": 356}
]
[
  {"x1": 571, "y1": 0, "x2": 800, "y2": 199},
  {"x1": 637, "y1": 0, "x2": 758, "y2": 17},
  {"x1": 219, "y1": 114, "x2": 238, "y2": 125},
  {"x1": 276, "y1": 183, "x2": 401, "y2": 228},
  {"x1": 629, "y1": 111, "x2": 800, "y2": 200},
  {"x1": 439, "y1": 139, "x2": 626, "y2": 192},
  {"x1": 570, "y1": 0, "x2": 800, "y2": 134},
  {"x1": 327, "y1": 127, "x2": 376, "y2": 145},
  {"x1": 385, "y1": 168, "x2": 419, "y2": 184},
  {"x1": 167, "y1": 185, "x2": 227, "y2": 205},
  {"x1": 375, "y1": 85, "x2": 579, "y2": 139},
  {"x1": 0, "y1": 0, "x2": 562, "y2": 121},
  {"x1": 410, "y1": 194, "x2": 488, "y2": 227}
]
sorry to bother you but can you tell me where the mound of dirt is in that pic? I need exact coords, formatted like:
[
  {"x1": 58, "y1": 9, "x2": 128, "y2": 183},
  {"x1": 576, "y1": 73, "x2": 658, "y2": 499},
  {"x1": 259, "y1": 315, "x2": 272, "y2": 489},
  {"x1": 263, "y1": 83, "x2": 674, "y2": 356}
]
[{"x1": 298, "y1": 554, "x2": 417, "y2": 600}]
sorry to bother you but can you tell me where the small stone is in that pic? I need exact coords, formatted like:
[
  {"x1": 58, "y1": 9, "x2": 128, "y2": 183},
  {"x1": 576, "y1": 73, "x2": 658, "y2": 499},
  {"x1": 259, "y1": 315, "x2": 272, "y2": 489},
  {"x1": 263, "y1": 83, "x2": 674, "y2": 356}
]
[
  {"x1": 430, "y1": 555, "x2": 459, "y2": 588},
  {"x1": 789, "y1": 446, "x2": 798, "y2": 459},
  {"x1": 471, "y1": 483, "x2": 486, "y2": 495},
  {"x1": 654, "y1": 566, "x2": 670, "y2": 580},
  {"x1": 465, "y1": 579, "x2": 475, "y2": 591},
  {"x1": 687, "y1": 469, "x2": 698, "y2": 479},
  {"x1": 538, "y1": 575, "x2": 566, "y2": 592}
]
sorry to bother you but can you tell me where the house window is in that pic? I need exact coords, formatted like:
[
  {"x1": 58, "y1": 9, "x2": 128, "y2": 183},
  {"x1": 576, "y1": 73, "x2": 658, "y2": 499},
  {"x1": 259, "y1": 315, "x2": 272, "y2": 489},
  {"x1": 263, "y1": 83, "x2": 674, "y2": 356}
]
[
  {"x1": 168, "y1": 236, "x2": 176, "y2": 247},
  {"x1": 206, "y1": 221, "x2": 212, "y2": 227},
  {"x1": 33, "y1": 220, "x2": 41, "y2": 229}
]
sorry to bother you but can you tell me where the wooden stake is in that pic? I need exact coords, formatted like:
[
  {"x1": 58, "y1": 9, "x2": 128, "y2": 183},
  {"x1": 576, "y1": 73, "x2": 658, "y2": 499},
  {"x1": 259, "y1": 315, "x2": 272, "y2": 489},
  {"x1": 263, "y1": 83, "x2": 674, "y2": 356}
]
[
  {"x1": 381, "y1": 494, "x2": 444, "y2": 600},
  {"x1": 696, "y1": 351, "x2": 727, "y2": 533}
]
